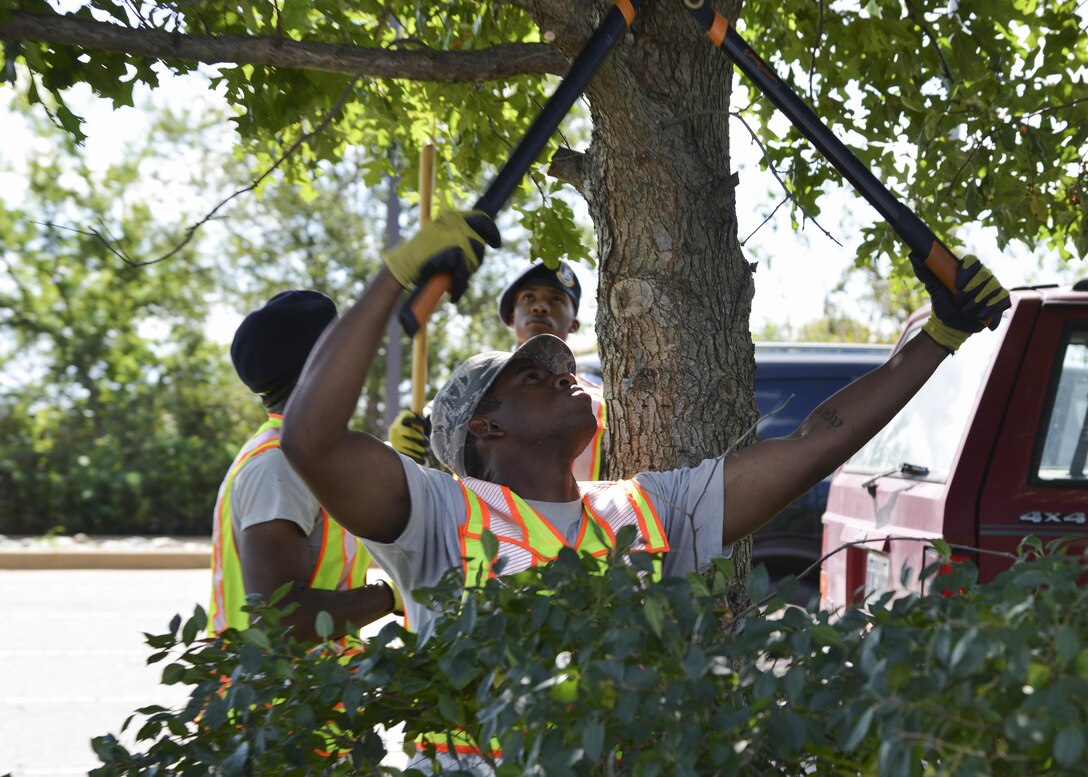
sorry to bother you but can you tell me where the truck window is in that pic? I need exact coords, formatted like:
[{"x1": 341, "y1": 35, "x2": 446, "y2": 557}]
[
  {"x1": 843, "y1": 319, "x2": 1004, "y2": 481},
  {"x1": 1035, "y1": 326, "x2": 1088, "y2": 483}
]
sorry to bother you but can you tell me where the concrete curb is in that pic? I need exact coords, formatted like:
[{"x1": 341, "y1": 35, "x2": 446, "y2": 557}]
[
  {"x1": 0, "y1": 551, "x2": 210, "y2": 570},
  {"x1": 0, "y1": 536, "x2": 211, "y2": 570}
]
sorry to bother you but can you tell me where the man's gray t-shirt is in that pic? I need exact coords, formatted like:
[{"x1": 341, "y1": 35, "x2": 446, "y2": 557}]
[
  {"x1": 230, "y1": 448, "x2": 327, "y2": 569},
  {"x1": 365, "y1": 454, "x2": 730, "y2": 633}
]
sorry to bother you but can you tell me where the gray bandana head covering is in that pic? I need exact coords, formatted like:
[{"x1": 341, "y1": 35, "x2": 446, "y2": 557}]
[{"x1": 430, "y1": 334, "x2": 577, "y2": 477}]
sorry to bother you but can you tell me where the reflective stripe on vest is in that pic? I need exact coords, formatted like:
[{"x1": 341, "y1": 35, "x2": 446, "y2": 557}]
[
  {"x1": 415, "y1": 730, "x2": 503, "y2": 759},
  {"x1": 458, "y1": 477, "x2": 669, "y2": 586},
  {"x1": 208, "y1": 414, "x2": 371, "y2": 635},
  {"x1": 571, "y1": 381, "x2": 606, "y2": 481}
]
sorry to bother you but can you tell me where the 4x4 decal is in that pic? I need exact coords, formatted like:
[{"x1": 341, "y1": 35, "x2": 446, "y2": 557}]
[{"x1": 1018, "y1": 511, "x2": 1087, "y2": 525}]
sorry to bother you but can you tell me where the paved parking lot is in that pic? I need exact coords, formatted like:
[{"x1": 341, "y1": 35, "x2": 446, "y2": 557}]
[
  {"x1": 0, "y1": 567, "x2": 407, "y2": 776},
  {"x1": 0, "y1": 568, "x2": 208, "y2": 776}
]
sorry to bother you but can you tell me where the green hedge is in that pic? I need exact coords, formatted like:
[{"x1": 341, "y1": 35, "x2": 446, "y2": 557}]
[{"x1": 92, "y1": 534, "x2": 1088, "y2": 776}]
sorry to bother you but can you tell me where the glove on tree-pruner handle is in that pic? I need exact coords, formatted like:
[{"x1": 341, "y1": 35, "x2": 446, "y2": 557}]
[
  {"x1": 681, "y1": 0, "x2": 996, "y2": 330},
  {"x1": 397, "y1": 0, "x2": 642, "y2": 337}
]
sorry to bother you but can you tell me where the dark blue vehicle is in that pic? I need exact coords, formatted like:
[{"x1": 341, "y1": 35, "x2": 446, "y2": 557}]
[{"x1": 751, "y1": 343, "x2": 890, "y2": 601}]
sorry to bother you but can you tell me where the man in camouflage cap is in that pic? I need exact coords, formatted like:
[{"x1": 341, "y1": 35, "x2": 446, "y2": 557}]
[
  {"x1": 391, "y1": 260, "x2": 607, "y2": 479},
  {"x1": 428, "y1": 333, "x2": 581, "y2": 480}
]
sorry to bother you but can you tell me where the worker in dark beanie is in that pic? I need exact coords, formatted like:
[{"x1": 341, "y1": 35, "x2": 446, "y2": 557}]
[
  {"x1": 230, "y1": 290, "x2": 339, "y2": 409},
  {"x1": 210, "y1": 290, "x2": 400, "y2": 643},
  {"x1": 391, "y1": 261, "x2": 607, "y2": 479}
]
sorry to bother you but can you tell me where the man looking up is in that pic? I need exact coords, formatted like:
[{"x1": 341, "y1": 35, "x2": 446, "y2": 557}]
[
  {"x1": 282, "y1": 211, "x2": 1008, "y2": 631},
  {"x1": 281, "y1": 212, "x2": 1007, "y2": 771},
  {"x1": 209, "y1": 290, "x2": 398, "y2": 643},
  {"x1": 391, "y1": 260, "x2": 607, "y2": 479},
  {"x1": 499, "y1": 260, "x2": 605, "y2": 478}
]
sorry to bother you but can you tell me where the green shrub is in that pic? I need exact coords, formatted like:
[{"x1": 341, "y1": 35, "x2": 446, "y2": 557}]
[{"x1": 92, "y1": 534, "x2": 1088, "y2": 776}]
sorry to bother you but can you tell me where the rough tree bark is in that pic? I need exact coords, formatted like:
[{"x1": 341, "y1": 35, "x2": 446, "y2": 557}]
[{"x1": 528, "y1": 0, "x2": 757, "y2": 582}]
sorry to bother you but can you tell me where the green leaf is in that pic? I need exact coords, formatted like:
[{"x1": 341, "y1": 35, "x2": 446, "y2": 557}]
[
  {"x1": 582, "y1": 720, "x2": 604, "y2": 762},
  {"x1": 437, "y1": 692, "x2": 460, "y2": 722},
  {"x1": 842, "y1": 706, "x2": 874, "y2": 752},
  {"x1": 811, "y1": 624, "x2": 845, "y2": 649},
  {"x1": 1056, "y1": 627, "x2": 1079, "y2": 665},
  {"x1": 482, "y1": 529, "x2": 499, "y2": 561},
  {"x1": 643, "y1": 597, "x2": 665, "y2": 638},
  {"x1": 279, "y1": 0, "x2": 311, "y2": 31},
  {"x1": 746, "y1": 564, "x2": 770, "y2": 601},
  {"x1": 315, "y1": 610, "x2": 334, "y2": 640},
  {"x1": 929, "y1": 538, "x2": 952, "y2": 559},
  {"x1": 900, "y1": 93, "x2": 925, "y2": 112},
  {"x1": 181, "y1": 613, "x2": 200, "y2": 645},
  {"x1": 240, "y1": 627, "x2": 271, "y2": 650},
  {"x1": 161, "y1": 663, "x2": 185, "y2": 685},
  {"x1": 2, "y1": 40, "x2": 20, "y2": 84},
  {"x1": 221, "y1": 740, "x2": 250, "y2": 776},
  {"x1": 1074, "y1": 649, "x2": 1088, "y2": 679},
  {"x1": 1054, "y1": 726, "x2": 1085, "y2": 766}
]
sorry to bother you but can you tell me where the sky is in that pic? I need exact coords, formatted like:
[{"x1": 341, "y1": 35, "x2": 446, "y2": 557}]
[{"x1": 1, "y1": 61, "x2": 1081, "y2": 349}]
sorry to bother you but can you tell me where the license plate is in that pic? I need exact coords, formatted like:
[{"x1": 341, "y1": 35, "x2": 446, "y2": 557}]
[{"x1": 864, "y1": 552, "x2": 891, "y2": 601}]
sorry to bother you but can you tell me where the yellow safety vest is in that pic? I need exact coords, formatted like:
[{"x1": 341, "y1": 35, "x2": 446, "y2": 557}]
[
  {"x1": 459, "y1": 476, "x2": 669, "y2": 585},
  {"x1": 208, "y1": 414, "x2": 372, "y2": 635},
  {"x1": 415, "y1": 477, "x2": 669, "y2": 760}
]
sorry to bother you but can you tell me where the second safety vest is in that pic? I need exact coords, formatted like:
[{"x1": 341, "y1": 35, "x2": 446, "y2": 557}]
[
  {"x1": 208, "y1": 414, "x2": 371, "y2": 635},
  {"x1": 571, "y1": 379, "x2": 607, "y2": 481}
]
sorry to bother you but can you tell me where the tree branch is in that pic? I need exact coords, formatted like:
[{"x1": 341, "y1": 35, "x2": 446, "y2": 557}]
[
  {"x1": 904, "y1": 0, "x2": 955, "y2": 90},
  {"x1": 547, "y1": 146, "x2": 586, "y2": 193},
  {"x1": 36, "y1": 70, "x2": 365, "y2": 268},
  {"x1": 0, "y1": 10, "x2": 569, "y2": 81}
]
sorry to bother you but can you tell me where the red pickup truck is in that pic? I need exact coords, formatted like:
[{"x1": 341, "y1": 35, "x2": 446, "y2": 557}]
[{"x1": 820, "y1": 279, "x2": 1088, "y2": 610}]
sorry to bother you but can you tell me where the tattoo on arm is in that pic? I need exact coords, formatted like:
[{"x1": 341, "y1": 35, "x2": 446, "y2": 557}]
[{"x1": 814, "y1": 405, "x2": 844, "y2": 428}]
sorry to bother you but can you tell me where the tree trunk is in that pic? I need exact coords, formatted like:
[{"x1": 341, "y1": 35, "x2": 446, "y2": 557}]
[{"x1": 527, "y1": 0, "x2": 758, "y2": 585}]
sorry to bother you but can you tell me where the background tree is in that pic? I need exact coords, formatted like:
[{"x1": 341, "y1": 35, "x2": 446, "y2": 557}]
[
  {"x1": 2, "y1": 1, "x2": 1084, "y2": 576},
  {"x1": 0, "y1": 107, "x2": 247, "y2": 533},
  {"x1": 0, "y1": 99, "x2": 520, "y2": 533}
]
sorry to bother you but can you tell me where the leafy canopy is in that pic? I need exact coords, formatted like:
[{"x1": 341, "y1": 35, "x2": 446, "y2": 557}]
[
  {"x1": 2, "y1": 0, "x2": 1084, "y2": 272},
  {"x1": 740, "y1": 0, "x2": 1088, "y2": 265}
]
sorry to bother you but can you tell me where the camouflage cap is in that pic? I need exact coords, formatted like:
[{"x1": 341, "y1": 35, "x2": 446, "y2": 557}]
[{"x1": 430, "y1": 334, "x2": 578, "y2": 477}]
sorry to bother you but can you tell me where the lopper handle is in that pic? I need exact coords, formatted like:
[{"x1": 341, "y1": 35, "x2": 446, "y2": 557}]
[
  {"x1": 920, "y1": 242, "x2": 959, "y2": 298},
  {"x1": 400, "y1": 273, "x2": 451, "y2": 338},
  {"x1": 681, "y1": 2, "x2": 992, "y2": 328}
]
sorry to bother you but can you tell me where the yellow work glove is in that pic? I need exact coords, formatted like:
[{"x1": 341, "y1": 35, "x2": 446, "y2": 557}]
[
  {"x1": 388, "y1": 409, "x2": 431, "y2": 464},
  {"x1": 911, "y1": 253, "x2": 1011, "y2": 353},
  {"x1": 383, "y1": 211, "x2": 501, "y2": 303}
]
